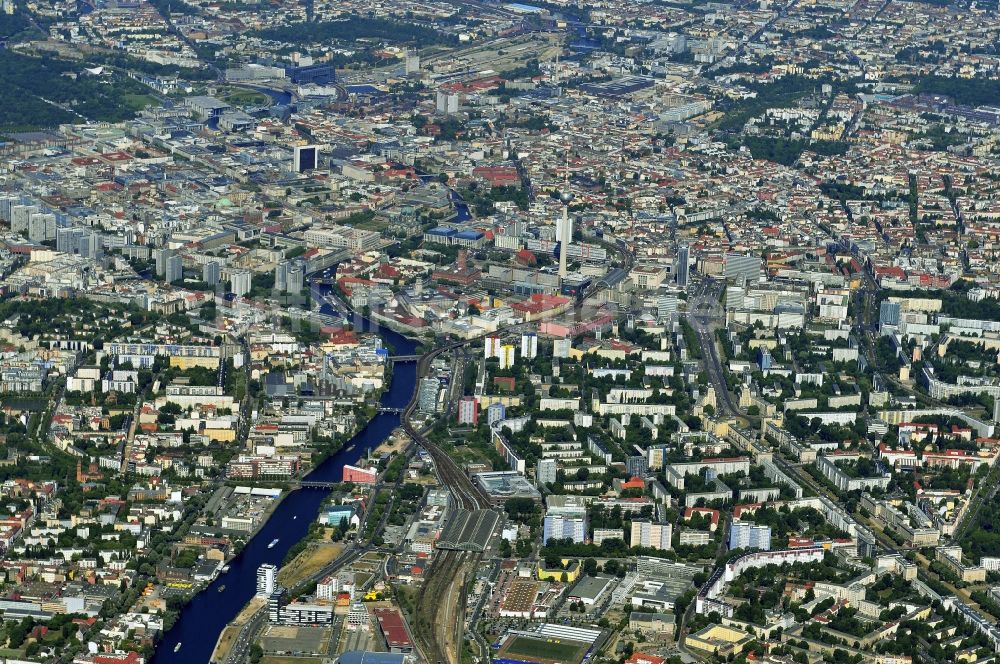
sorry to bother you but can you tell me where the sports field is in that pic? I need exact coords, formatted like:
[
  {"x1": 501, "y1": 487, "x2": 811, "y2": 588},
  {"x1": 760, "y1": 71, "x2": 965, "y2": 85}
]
[{"x1": 498, "y1": 635, "x2": 590, "y2": 664}]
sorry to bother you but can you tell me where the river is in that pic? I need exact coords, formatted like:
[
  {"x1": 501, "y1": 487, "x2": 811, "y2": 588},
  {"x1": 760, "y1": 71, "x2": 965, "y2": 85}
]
[
  {"x1": 450, "y1": 189, "x2": 472, "y2": 222},
  {"x1": 412, "y1": 168, "x2": 471, "y2": 223},
  {"x1": 151, "y1": 297, "x2": 419, "y2": 663}
]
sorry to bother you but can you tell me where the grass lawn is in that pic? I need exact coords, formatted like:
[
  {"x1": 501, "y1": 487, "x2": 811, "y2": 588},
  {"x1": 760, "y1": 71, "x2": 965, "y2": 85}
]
[
  {"x1": 219, "y1": 86, "x2": 269, "y2": 106},
  {"x1": 503, "y1": 636, "x2": 588, "y2": 663},
  {"x1": 443, "y1": 440, "x2": 496, "y2": 467},
  {"x1": 124, "y1": 93, "x2": 159, "y2": 110},
  {"x1": 277, "y1": 542, "x2": 345, "y2": 587},
  {"x1": 349, "y1": 214, "x2": 391, "y2": 233}
]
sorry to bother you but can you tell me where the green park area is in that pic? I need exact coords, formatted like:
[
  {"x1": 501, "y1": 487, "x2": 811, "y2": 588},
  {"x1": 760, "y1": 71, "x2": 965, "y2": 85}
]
[
  {"x1": 0, "y1": 50, "x2": 155, "y2": 131},
  {"x1": 218, "y1": 85, "x2": 270, "y2": 106}
]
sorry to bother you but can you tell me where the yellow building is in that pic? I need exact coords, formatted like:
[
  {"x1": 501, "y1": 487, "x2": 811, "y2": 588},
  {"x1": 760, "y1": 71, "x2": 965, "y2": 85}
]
[
  {"x1": 169, "y1": 356, "x2": 220, "y2": 370},
  {"x1": 204, "y1": 427, "x2": 237, "y2": 443},
  {"x1": 709, "y1": 420, "x2": 730, "y2": 438},
  {"x1": 498, "y1": 344, "x2": 516, "y2": 369},
  {"x1": 536, "y1": 560, "x2": 580, "y2": 583},
  {"x1": 685, "y1": 625, "x2": 754, "y2": 657},
  {"x1": 875, "y1": 656, "x2": 913, "y2": 664},
  {"x1": 477, "y1": 395, "x2": 522, "y2": 409},
  {"x1": 956, "y1": 649, "x2": 979, "y2": 664},
  {"x1": 205, "y1": 548, "x2": 226, "y2": 561}
]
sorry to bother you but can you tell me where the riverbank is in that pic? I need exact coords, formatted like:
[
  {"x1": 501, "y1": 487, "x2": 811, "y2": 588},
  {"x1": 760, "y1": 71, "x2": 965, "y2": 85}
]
[
  {"x1": 210, "y1": 596, "x2": 266, "y2": 663},
  {"x1": 277, "y1": 539, "x2": 346, "y2": 587},
  {"x1": 152, "y1": 274, "x2": 422, "y2": 662},
  {"x1": 374, "y1": 427, "x2": 410, "y2": 456},
  {"x1": 237, "y1": 487, "x2": 286, "y2": 552},
  {"x1": 304, "y1": 404, "x2": 380, "y2": 472},
  {"x1": 150, "y1": 309, "x2": 421, "y2": 663}
]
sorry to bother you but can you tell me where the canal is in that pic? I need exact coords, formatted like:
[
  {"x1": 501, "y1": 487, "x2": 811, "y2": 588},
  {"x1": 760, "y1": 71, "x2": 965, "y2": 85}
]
[{"x1": 151, "y1": 298, "x2": 419, "y2": 663}]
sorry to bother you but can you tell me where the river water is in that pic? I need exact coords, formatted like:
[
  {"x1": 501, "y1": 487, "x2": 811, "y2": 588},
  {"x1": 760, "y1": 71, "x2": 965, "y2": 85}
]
[{"x1": 151, "y1": 302, "x2": 419, "y2": 663}]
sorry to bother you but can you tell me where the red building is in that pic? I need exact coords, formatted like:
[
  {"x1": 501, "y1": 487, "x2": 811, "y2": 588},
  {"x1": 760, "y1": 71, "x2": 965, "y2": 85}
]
[
  {"x1": 626, "y1": 654, "x2": 666, "y2": 664},
  {"x1": 511, "y1": 293, "x2": 571, "y2": 321},
  {"x1": 472, "y1": 166, "x2": 520, "y2": 189},
  {"x1": 457, "y1": 396, "x2": 478, "y2": 426},
  {"x1": 342, "y1": 464, "x2": 378, "y2": 484},
  {"x1": 372, "y1": 607, "x2": 415, "y2": 653},
  {"x1": 91, "y1": 653, "x2": 143, "y2": 664}
]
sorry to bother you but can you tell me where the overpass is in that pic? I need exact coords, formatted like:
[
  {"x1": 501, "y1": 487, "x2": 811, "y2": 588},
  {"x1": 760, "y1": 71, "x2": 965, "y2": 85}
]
[
  {"x1": 309, "y1": 274, "x2": 341, "y2": 287},
  {"x1": 387, "y1": 355, "x2": 421, "y2": 363},
  {"x1": 304, "y1": 248, "x2": 352, "y2": 277},
  {"x1": 298, "y1": 481, "x2": 342, "y2": 489}
]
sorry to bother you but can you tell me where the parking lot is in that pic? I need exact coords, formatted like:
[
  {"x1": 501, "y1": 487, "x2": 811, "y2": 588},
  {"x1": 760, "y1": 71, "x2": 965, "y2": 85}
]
[{"x1": 260, "y1": 624, "x2": 332, "y2": 656}]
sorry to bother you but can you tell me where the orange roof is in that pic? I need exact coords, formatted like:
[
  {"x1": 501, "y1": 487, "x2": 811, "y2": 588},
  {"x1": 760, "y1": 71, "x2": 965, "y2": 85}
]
[
  {"x1": 626, "y1": 654, "x2": 665, "y2": 664},
  {"x1": 622, "y1": 477, "x2": 645, "y2": 490}
]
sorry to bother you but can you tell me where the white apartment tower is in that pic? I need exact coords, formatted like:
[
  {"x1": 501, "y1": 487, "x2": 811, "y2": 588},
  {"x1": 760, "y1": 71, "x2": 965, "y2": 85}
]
[
  {"x1": 484, "y1": 335, "x2": 502, "y2": 359},
  {"x1": 256, "y1": 563, "x2": 277, "y2": 597},
  {"x1": 521, "y1": 333, "x2": 538, "y2": 359}
]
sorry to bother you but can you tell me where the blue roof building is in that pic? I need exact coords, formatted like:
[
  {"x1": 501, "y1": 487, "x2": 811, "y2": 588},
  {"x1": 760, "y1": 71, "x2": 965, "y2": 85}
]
[{"x1": 337, "y1": 652, "x2": 406, "y2": 664}]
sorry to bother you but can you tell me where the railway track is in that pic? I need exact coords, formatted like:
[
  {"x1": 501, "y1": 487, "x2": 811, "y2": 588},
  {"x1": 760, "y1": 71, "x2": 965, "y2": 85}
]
[
  {"x1": 414, "y1": 548, "x2": 472, "y2": 664},
  {"x1": 404, "y1": 240, "x2": 635, "y2": 664},
  {"x1": 405, "y1": 349, "x2": 490, "y2": 664}
]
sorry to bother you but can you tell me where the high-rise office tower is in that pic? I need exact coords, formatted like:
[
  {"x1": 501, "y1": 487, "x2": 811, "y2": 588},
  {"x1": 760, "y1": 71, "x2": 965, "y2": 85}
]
[
  {"x1": 677, "y1": 244, "x2": 690, "y2": 287},
  {"x1": 405, "y1": 51, "x2": 420, "y2": 74},
  {"x1": 287, "y1": 261, "x2": 304, "y2": 293},
  {"x1": 11, "y1": 204, "x2": 38, "y2": 235},
  {"x1": 203, "y1": 261, "x2": 221, "y2": 286},
  {"x1": 57, "y1": 227, "x2": 81, "y2": 254},
  {"x1": 28, "y1": 213, "x2": 56, "y2": 242},
  {"x1": 79, "y1": 231, "x2": 102, "y2": 260},
  {"x1": 293, "y1": 145, "x2": 318, "y2": 173},
  {"x1": 231, "y1": 270, "x2": 252, "y2": 297},
  {"x1": 165, "y1": 255, "x2": 183, "y2": 284},
  {"x1": 155, "y1": 248, "x2": 174, "y2": 278},
  {"x1": 275, "y1": 262, "x2": 288, "y2": 292},
  {"x1": 435, "y1": 89, "x2": 459, "y2": 114}
]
